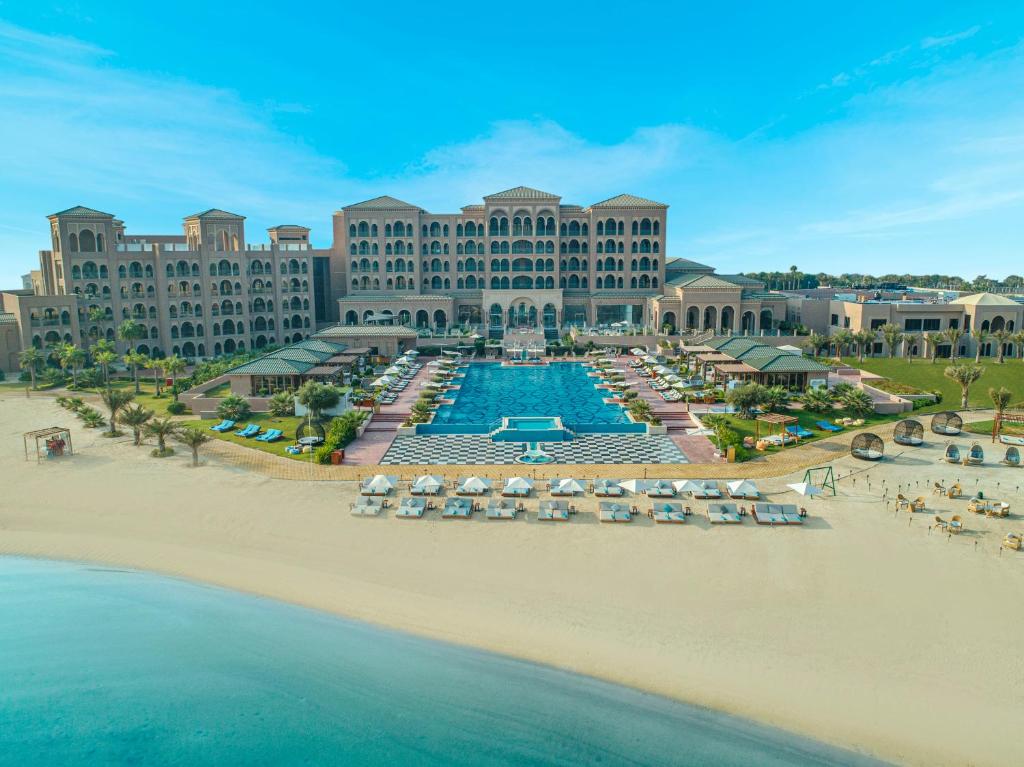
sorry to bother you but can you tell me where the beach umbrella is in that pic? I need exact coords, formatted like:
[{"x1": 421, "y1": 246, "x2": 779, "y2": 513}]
[
  {"x1": 370, "y1": 375, "x2": 393, "y2": 388},
  {"x1": 673, "y1": 480, "x2": 703, "y2": 494},
  {"x1": 405, "y1": 349, "x2": 420, "y2": 356},
  {"x1": 460, "y1": 476, "x2": 491, "y2": 493},
  {"x1": 788, "y1": 482, "x2": 823, "y2": 497},
  {"x1": 552, "y1": 478, "x2": 586, "y2": 495},
  {"x1": 594, "y1": 479, "x2": 622, "y2": 493},
  {"x1": 505, "y1": 477, "x2": 534, "y2": 491},
  {"x1": 363, "y1": 475, "x2": 397, "y2": 493},
  {"x1": 411, "y1": 475, "x2": 444, "y2": 493},
  {"x1": 727, "y1": 480, "x2": 760, "y2": 498},
  {"x1": 619, "y1": 479, "x2": 646, "y2": 493},
  {"x1": 630, "y1": 347, "x2": 645, "y2": 355},
  {"x1": 384, "y1": 366, "x2": 403, "y2": 375}
]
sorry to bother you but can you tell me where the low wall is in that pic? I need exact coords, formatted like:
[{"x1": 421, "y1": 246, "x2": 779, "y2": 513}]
[{"x1": 858, "y1": 381, "x2": 915, "y2": 414}]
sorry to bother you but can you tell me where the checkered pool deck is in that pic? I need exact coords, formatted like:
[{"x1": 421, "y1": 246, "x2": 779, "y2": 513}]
[{"x1": 380, "y1": 433, "x2": 689, "y2": 465}]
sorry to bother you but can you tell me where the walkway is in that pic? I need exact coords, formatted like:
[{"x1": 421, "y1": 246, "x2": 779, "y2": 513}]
[{"x1": 341, "y1": 362, "x2": 433, "y2": 464}]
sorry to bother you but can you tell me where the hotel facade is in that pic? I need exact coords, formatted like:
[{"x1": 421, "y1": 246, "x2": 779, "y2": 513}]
[{"x1": 1, "y1": 187, "x2": 792, "y2": 372}]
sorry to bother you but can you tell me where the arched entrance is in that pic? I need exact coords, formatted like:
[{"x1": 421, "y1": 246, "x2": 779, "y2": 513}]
[
  {"x1": 415, "y1": 310, "x2": 429, "y2": 328},
  {"x1": 720, "y1": 306, "x2": 735, "y2": 333},
  {"x1": 543, "y1": 303, "x2": 557, "y2": 330},
  {"x1": 741, "y1": 311, "x2": 755, "y2": 334},
  {"x1": 507, "y1": 300, "x2": 537, "y2": 329},
  {"x1": 685, "y1": 306, "x2": 699, "y2": 330},
  {"x1": 703, "y1": 306, "x2": 717, "y2": 332},
  {"x1": 433, "y1": 309, "x2": 447, "y2": 330},
  {"x1": 759, "y1": 309, "x2": 773, "y2": 331}
]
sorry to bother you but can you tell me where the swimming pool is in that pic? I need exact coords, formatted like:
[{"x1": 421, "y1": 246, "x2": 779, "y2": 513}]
[{"x1": 426, "y1": 362, "x2": 637, "y2": 434}]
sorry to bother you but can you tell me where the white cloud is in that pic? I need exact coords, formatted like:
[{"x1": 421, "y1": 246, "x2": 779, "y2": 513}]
[{"x1": 921, "y1": 25, "x2": 981, "y2": 50}]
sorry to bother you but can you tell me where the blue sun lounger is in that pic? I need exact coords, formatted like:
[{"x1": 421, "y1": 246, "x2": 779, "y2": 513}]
[
  {"x1": 786, "y1": 425, "x2": 814, "y2": 439},
  {"x1": 209, "y1": 419, "x2": 235, "y2": 432},
  {"x1": 816, "y1": 421, "x2": 843, "y2": 432},
  {"x1": 235, "y1": 424, "x2": 260, "y2": 438},
  {"x1": 255, "y1": 428, "x2": 283, "y2": 443}
]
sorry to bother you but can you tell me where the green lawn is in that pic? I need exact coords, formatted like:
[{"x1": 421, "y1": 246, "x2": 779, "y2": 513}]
[
  {"x1": 74, "y1": 380, "x2": 182, "y2": 417},
  {"x1": 834, "y1": 356, "x2": 1024, "y2": 411},
  {"x1": 964, "y1": 419, "x2": 1024, "y2": 437},
  {"x1": 181, "y1": 413, "x2": 309, "y2": 461}
]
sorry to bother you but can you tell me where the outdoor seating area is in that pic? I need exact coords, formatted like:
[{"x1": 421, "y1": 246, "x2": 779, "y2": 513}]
[
  {"x1": 751, "y1": 503, "x2": 806, "y2": 525},
  {"x1": 485, "y1": 499, "x2": 519, "y2": 520},
  {"x1": 893, "y1": 419, "x2": 924, "y2": 447},
  {"x1": 707, "y1": 503, "x2": 744, "y2": 523},
  {"x1": 23, "y1": 426, "x2": 73, "y2": 463},
  {"x1": 442, "y1": 497, "x2": 474, "y2": 518},
  {"x1": 650, "y1": 502, "x2": 687, "y2": 523},
  {"x1": 538, "y1": 500, "x2": 571, "y2": 521},
  {"x1": 931, "y1": 411, "x2": 963, "y2": 436},
  {"x1": 967, "y1": 442, "x2": 984, "y2": 466},
  {"x1": 943, "y1": 444, "x2": 961, "y2": 463},
  {"x1": 599, "y1": 501, "x2": 634, "y2": 523},
  {"x1": 726, "y1": 480, "x2": 759, "y2": 500},
  {"x1": 350, "y1": 496, "x2": 384, "y2": 516},
  {"x1": 1001, "y1": 447, "x2": 1021, "y2": 467},
  {"x1": 626, "y1": 353, "x2": 689, "y2": 402},
  {"x1": 851, "y1": 433, "x2": 884, "y2": 461},
  {"x1": 374, "y1": 351, "x2": 424, "y2": 405}
]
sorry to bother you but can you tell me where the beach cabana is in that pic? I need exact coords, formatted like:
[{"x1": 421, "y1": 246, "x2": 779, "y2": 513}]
[
  {"x1": 967, "y1": 442, "x2": 984, "y2": 465},
  {"x1": 456, "y1": 476, "x2": 492, "y2": 495},
  {"x1": 707, "y1": 503, "x2": 743, "y2": 524},
  {"x1": 1001, "y1": 446, "x2": 1021, "y2": 467},
  {"x1": 593, "y1": 479, "x2": 624, "y2": 497},
  {"x1": 538, "y1": 500, "x2": 570, "y2": 521},
  {"x1": 350, "y1": 496, "x2": 384, "y2": 516},
  {"x1": 787, "y1": 482, "x2": 822, "y2": 497},
  {"x1": 549, "y1": 478, "x2": 585, "y2": 496},
  {"x1": 943, "y1": 443, "x2": 961, "y2": 463},
  {"x1": 755, "y1": 413, "x2": 799, "y2": 443},
  {"x1": 651, "y1": 502, "x2": 686, "y2": 523},
  {"x1": 851, "y1": 433, "x2": 884, "y2": 461},
  {"x1": 930, "y1": 411, "x2": 962, "y2": 436},
  {"x1": 599, "y1": 501, "x2": 632, "y2": 523},
  {"x1": 502, "y1": 477, "x2": 534, "y2": 497},
  {"x1": 673, "y1": 479, "x2": 703, "y2": 496},
  {"x1": 618, "y1": 479, "x2": 647, "y2": 495},
  {"x1": 644, "y1": 479, "x2": 676, "y2": 498},
  {"x1": 485, "y1": 499, "x2": 518, "y2": 520},
  {"x1": 752, "y1": 503, "x2": 804, "y2": 525},
  {"x1": 691, "y1": 481, "x2": 722, "y2": 499},
  {"x1": 23, "y1": 426, "x2": 73, "y2": 463},
  {"x1": 361, "y1": 474, "x2": 398, "y2": 496},
  {"x1": 410, "y1": 475, "x2": 445, "y2": 495},
  {"x1": 893, "y1": 419, "x2": 924, "y2": 447},
  {"x1": 726, "y1": 480, "x2": 759, "y2": 500},
  {"x1": 442, "y1": 497, "x2": 473, "y2": 518},
  {"x1": 396, "y1": 498, "x2": 426, "y2": 518}
]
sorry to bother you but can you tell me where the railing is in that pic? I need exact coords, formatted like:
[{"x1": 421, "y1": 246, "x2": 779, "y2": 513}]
[{"x1": 161, "y1": 243, "x2": 192, "y2": 252}]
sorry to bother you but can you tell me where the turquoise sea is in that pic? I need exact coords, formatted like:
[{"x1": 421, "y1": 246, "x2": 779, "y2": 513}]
[{"x1": 0, "y1": 558, "x2": 886, "y2": 766}]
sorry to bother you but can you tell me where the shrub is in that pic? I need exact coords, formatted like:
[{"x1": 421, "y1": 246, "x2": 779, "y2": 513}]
[
  {"x1": 216, "y1": 394, "x2": 252, "y2": 421},
  {"x1": 78, "y1": 406, "x2": 106, "y2": 428},
  {"x1": 166, "y1": 401, "x2": 187, "y2": 415},
  {"x1": 314, "y1": 410, "x2": 367, "y2": 463},
  {"x1": 801, "y1": 387, "x2": 834, "y2": 413},
  {"x1": 831, "y1": 382, "x2": 854, "y2": 398},
  {"x1": 725, "y1": 384, "x2": 764, "y2": 419},
  {"x1": 839, "y1": 389, "x2": 875, "y2": 416},
  {"x1": 268, "y1": 391, "x2": 295, "y2": 417},
  {"x1": 0, "y1": 369, "x2": 5, "y2": 381}
]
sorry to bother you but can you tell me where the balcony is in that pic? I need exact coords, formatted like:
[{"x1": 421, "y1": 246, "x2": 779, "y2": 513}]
[{"x1": 30, "y1": 319, "x2": 63, "y2": 327}]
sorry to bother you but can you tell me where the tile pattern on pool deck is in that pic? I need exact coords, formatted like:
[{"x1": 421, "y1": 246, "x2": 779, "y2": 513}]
[{"x1": 380, "y1": 434, "x2": 689, "y2": 465}]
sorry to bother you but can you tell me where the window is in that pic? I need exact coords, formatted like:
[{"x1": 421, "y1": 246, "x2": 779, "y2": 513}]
[
  {"x1": 843, "y1": 317, "x2": 851, "y2": 328},
  {"x1": 904, "y1": 319, "x2": 923, "y2": 331},
  {"x1": 870, "y1": 319, "x2": 886, "y2": 330},
  {"x1": 923, "y1": 318, "x2": 941, "y2": 331}
]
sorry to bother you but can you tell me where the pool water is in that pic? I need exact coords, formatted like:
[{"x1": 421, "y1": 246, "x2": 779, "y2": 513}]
[{"x1": 432, "y1": 363, "x2": 628, "y2": 429}]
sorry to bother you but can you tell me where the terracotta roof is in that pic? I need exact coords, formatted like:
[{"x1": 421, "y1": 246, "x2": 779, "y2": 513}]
[
  {"x1": 344, "y1": 196, "x2": 421, "y2": 211},
  {"x1": 185, "y1": 209, "x2": 245, "y2": 220},
  {"x1": 950, "y1": 292, "x2": 1020, "y2": 307}
]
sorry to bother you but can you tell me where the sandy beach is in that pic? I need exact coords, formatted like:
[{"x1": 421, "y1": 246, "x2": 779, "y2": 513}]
[{"x1": 2, "y1": 391, "x2": 1021, "y2": 766}]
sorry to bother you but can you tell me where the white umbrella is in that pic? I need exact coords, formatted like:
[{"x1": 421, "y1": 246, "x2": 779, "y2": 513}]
[
  {"x1": 363, "y1": 475, "x2": 398, "y2": 493},
  {"x1": 673, "y1": 480, "x2": 704, "y2": 494},
  {"x1": 619, "y1": 479, "x2": 647, "y2": 493},
  {"x1": 630, "y1": 347, "x2": 645, "y2": 355},
  {"x1": 459, "y1": 476, "x2": 491, "y2": 493},
  {"x1": 593, "y1": 479, "x2": 623, "y2": 493},
  {"x1": 727, "y1": 480, "x2": 760, "y2": 498},
  {"x1": 505, "y1": 477, "x2": 534, "y2": 491},
  {"x1": 411, "y1": 475, "x2": 444, "y2": 493},
  {"x1": 384, "y1": 366, "x2": 403, "y2": 375},
  {"x1": 788, "y1": 482, "x2": 823, "y2": 497},
  {"x1": 551, "y1": 478, "x2": 586, "y2": 495},
  {"x1": 371, "y1": 375, "x2": 393, "y2": 388}
]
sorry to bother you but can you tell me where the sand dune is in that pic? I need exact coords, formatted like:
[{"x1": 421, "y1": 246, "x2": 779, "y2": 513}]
[{"x1": 2, "y1": 392, "x2": 1021, "y2": 766}]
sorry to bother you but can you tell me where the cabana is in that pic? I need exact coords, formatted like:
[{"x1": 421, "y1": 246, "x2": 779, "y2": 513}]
[
  {"x1": 755, "y1": 413, "x2": 799, "y2": 445},
  {"x1": 966, "y1": 442, "x2": 984, "y2": 465},
  {"x1": 23, "y1": 426, "x2": 73, "y2": 463},
  {"x1": 395, "y1": 498, "x2": 426, "y2": 518},
  {"x1": 706, "y1": 503, "x2": 743, "y2": 524},
  {"x1": 752, "y1": 503, "x2": 804, "y2": 525},
  {"x1": 644, "y1": 479, "x2": 676, "y2": 498},
  {"x1": 538, "y1": 500, "x2": 570, "y2": 521},
  {"x1": 485, "y1": 499, "x2": 518, "y2": 520},
  {"x1": 943, "y1": 443, "x2": 961, "y2": 463},
  {"x1": 930, "y1": 411, "x2": 962, "y2": 436},
  {"x1": 851, "y1": 432, "x2": 884, "y2": 461},
  {"x1": 548, "y1": 478, "x2": 585, "y2": 496},
  {"x1": 442, "y1": 497, "x2": 473, "y2": 518},
  {"x1": 502, "y1": 477, "x2": 534, "y2": 497},
  {"x1": 893, "y1": 419, "x2": 924, "y2": 446},
  {"x1": 1001, "y1": 446, "x2": 1021, "y2": 467},
  {"x1": 651, "y1": 502, "x2": 686, "y2": 523},
  {"x1": 726, "y1": 480, "x2": 759, "y2": 500},
  {"x1": 410, "y1": 475, "x2": 444, "y2": 495},
  {"x1": 456, "y1": 476, "x2": 491, "y2": 495},
  {"x1": 599, "y1": 501, "x2": 632, "y2": 523},
  {"x1": 593, "y1": 479, "x2": 624, "y2": 497},
  {"x1": 360, "y1": 474, "x2": 398, "y2": 496},
  {"x1": 350, "y1": 496, "x2": 384, "y2": 516}
]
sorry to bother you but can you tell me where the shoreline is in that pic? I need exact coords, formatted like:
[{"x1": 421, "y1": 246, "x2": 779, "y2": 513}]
[{"x1": 2, "y1": 393, "x2": 1021, "y2": 766}]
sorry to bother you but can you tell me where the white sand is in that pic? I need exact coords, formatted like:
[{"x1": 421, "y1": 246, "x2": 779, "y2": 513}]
[{"x1": 2, "y1": 392, "x2": 1022, "y2": 766}]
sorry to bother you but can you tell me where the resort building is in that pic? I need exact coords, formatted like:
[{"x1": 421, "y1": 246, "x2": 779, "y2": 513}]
[{"x1": 683, "y1": 337, "x2": 830, "y2": 389}]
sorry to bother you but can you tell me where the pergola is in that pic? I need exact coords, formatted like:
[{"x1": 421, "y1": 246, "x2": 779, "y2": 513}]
[
  {"x1": 755, "y1": 413, "x2": 798, "y2": 441},
  {"x1": 23, "y1": 426, "x2": 74, "y2": 463},
  {"x1": 992, "y1": 409, "x2": 1024, "y2": 443}
]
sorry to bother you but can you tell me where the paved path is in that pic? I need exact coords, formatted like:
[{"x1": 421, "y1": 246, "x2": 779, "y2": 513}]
[{"x1": 342, "y1": 364, "x2": 434, "y2": 464}]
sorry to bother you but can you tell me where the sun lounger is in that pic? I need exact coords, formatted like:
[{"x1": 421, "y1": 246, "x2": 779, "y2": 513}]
[
  {"x1": 707, "y1": 503, "x2": 742, "y2": 524},
  {"x1": 786, "y1": 425, "x2": 814, "y2": 439},
  {"x1": 396, "y1": 498, "x2": 426, "y2": 518},
  {"x1": 442, "y1": 499, "x2": 473, "y2": 518},
  {"x1": 350, "y1": 497, "x2": 383, "y2": 517},
  {"x1": 599, "y1": 502, "x2": 632, "y2": 522},
  {"x1": 255, "y1": 428, "x2": 282, "y2": 442},
  {"x1": 538, "y1": 500, "x2": 570, "y2": 521},
  {"x1": 816, "y1": 421, "x2": 843, "y2": 432},
  {"x1": 752, "y1": 503, "x2": 802, "y2": 525},
  {"x1": 210, "y1": 419, "x2": 235, "y2": 432},
  {"x1": 691, "y1": 482, "x2": 722, "y2": 499},
  {"x1": 235, "y1": 424, "x2": 260, "y2": 438},
  {"x1": 485, "y1": 500, "x2": 517, "y2": 520},
  {"x1": 651, "y1": 502, "x2": 686, "y2": 523}
]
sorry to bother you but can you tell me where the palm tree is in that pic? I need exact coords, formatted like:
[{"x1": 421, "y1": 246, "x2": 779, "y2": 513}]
[
  {"x1": 832, "y1": 329, "x2": 854, "y2": 359},
  {"x1": 879, "y1": 323, "x2": 902, "y2": 359},
  {"x1": 117, "y1": 318, "x2": 145, "y2": 350},
  {"x1": 122, "y1": 350, "x2": 148, "y2": 394},
  {"x1": 145, "y1": 416, "x2": 179, "y2": 456},
  {"x1": 991, "y1": 329, "x2": 1010, "y2": 363},
  {"x1": 989, "y1": 386, "x2": 1012, "y2": 429},
  {"x1": 175, "y1": 428, "x2": 211, "y2": 467},
  {"x1": 854, "y1": 330, "x2": 876, "y2": 362},
  {"x1": 802, "y1": 331, "x2": 828, "y2": 358},
  {"x1": 1013, "y1": 331, "x2": 1024, "y2": 361},
  {"x1": 924, "y1": 331, "x2": 944, "y2": 363},
  {"x1": 296, "y1": 381, "x2": 341, "y2": 422},
  {"x1": 94, "y1": 349, "x2": 117, "y2": 391},
  {"x1": 55, "y1": 342, "x2": 83, "y2": 386},
  {"x1": 161, "y1": 355, "x2": 187, "y2": 401},
  {"x1": 119, "y1": 403, "x2": 154, "y2": 445},
  {"x1": 943, "y1": 363, "x2": 984, "y2": 410},
  {"x1": 149, "y1": 356, "x2": 164, "y2": 396},
  {"x1": 971, "y1": 328, "x2": 988, "y2": 363},
  {"x1": 19, "y1": 347, "x2": 44, "y2": 392},
  {"x1": 100, "y1": 388, "x2": 135, "y2": 436},
  {"x1": 945, "y1": 327, "x2": 965, "y2": 361},
  {"x1": 902, "y1": 333, "x2": 919, "y2": 363}
]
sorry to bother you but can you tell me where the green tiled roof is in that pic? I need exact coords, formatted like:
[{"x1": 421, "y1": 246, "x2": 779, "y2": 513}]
[
  {"x1": 50, "y1": 205, "x2": 115, "y2": 218},
  {"x1": 484, "y1": 186, "x2": 559, "y2": 200},
  {"x1": 290, "y1": 338, "x2": 348, "y2": 354},
  {"x1": 227, "y1": 357, "x2": 311, "y2": 375},
  {"x1": 741, "y1": 291, "x2": 786, "y2": 300},
  {"x1": 668, "y1": 274, "x2": 743, "y2": 290},
  {"x1": 315, "y1": 325, "x2": 418, "y2": 338},
  {"x1": 665, "y1": 257, "x2": 714, "y2": 273},
  {"x1": 589, "y1": 193, "x2": 668, "y2": 209},
  {"x1": 224, "y1": 337, "x2": 348, "y2": 377},
  {"x1": 186, "y1": 208, "x2": 244, "y2": 220},
  {"x1": 742, "y1": 353, "x2": 829, "y2": 373},
  {"x1": 344, "y1": 195, "x2": 421, "y2": 211}
]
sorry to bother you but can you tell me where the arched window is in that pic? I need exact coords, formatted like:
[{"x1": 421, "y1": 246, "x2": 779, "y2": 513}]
[{"x1": 79, "y1": 229, "x2": 96, "y2": 252}]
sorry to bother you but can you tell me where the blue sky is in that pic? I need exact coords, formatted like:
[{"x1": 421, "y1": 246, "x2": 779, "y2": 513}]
[{"x1": 1, "y1": 1, "x2": 1022, "y2": 286}]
